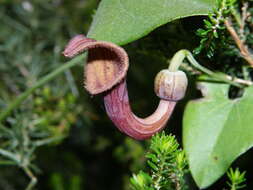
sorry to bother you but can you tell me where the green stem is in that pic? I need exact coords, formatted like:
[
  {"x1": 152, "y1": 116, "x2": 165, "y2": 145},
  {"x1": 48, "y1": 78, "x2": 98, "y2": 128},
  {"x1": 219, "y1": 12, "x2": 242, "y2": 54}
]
[
  {"x1": 23, "y1": 167, "x2": 37, "y2": 190},
  {"x1": 185, "y1": 50, "x2": 243, "y2": 88},
  {"x1": 169, "y1": 49, "x2": 245, "y2": 88},
  {"x1": 0, "y1": 54, "x2": 86, "y2": 123},
  {"x1": 168, "y1": 50, "x2": 186, "y2": 71}
]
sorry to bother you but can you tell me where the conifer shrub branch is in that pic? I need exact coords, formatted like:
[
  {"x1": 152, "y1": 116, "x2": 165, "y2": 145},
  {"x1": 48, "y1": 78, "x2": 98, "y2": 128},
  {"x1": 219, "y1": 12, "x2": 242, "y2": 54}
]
[
  {"x1": 226, "y1": 168, "x2": 246, "y2": 190},
  {"x1": 130, "y1": 132, "x2": 188, "y2": 190},
  {"x1": 195, "y1": 0, "x2": 253, "y2": 67}
]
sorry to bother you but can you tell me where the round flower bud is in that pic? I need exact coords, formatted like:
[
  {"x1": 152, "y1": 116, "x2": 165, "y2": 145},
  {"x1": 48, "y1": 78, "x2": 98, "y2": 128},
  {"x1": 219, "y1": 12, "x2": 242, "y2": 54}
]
[{"x1": 154, "y1": 70, "x2": 188, "y2": 101}]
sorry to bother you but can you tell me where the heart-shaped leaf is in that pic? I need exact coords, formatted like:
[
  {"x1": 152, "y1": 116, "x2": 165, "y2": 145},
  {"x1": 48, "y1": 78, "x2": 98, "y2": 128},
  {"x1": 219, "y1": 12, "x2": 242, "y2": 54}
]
[
  {"x1": 87, "y1": 0, "x2": 217, "y2": 45},
  {"x1": 183, "y1": 82, "x2": 253, "y2": 188}
]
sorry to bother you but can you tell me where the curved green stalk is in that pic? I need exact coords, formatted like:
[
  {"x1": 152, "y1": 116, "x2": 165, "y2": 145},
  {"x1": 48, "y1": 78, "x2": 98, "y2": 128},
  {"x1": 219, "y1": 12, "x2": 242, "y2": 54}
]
[
  {"x1": 0, "y1": 54, "x2": 86, "y2": 123},
  {"x1": 169, "y1": 49, "x2": 248, "y2": 88}
]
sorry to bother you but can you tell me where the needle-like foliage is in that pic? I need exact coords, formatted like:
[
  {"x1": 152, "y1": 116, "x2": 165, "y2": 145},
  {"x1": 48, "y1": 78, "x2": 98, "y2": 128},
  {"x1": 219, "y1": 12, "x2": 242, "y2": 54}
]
[{"x1": 130, "y1": 132, "x2": 188, "y2": 190}]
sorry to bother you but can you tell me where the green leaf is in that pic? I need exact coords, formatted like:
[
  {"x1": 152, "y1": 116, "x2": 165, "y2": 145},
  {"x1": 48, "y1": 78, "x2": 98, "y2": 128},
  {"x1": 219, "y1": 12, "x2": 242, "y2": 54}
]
[
  {"x1": 183, "y1": 82, "x2": 253, "y2": 188},
  {"x1": 130, "y1": 171, "x2": 153, "y2": 190},
  {"x1": 147, "y1": 160, "x2": 159, "y2": 171},
  {"x1": 87, "y1": 0, "x2": 217, "y2": 45}
]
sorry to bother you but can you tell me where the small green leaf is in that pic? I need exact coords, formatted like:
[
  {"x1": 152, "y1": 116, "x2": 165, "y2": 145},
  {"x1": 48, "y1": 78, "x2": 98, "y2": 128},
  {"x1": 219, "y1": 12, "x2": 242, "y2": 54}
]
[
  {"x1": 88, "y1": 0, "x2": 217, "y2": 45},
  {"x1": 204, "y1": 19, "x2": 212, "y2": 27},
  {"x1": 130, "y1": 171, "x2": 153, "y2": 190},
  {"x1": 146, "y1": 153, "x2": 159, "y2": 163},
  {"x1": 213, "y1": 30, "x2": 219, "y2": 38},
  {"x1": 183, "y1": 82, "x2": 253, "y2": 188},
  {"x1": 147, "y1": 160, "x2": 159, "y2": 171}
]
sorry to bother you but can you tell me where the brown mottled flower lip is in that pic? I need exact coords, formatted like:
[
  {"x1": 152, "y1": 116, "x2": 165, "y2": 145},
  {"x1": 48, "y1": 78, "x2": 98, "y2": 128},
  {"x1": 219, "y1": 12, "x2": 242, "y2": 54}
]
[
  {"x1": 63, "y1": 34, "x2": 129, "y2": 95},
  {"x1": 63, "y1": 35, "x2": 179, "y2": 140}
]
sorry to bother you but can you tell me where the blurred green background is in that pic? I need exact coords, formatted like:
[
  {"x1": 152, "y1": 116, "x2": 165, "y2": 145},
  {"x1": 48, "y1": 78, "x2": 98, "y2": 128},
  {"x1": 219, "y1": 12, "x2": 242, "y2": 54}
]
[{"x1": 1, "y1": 0, "x2": 253, "y2": 190}]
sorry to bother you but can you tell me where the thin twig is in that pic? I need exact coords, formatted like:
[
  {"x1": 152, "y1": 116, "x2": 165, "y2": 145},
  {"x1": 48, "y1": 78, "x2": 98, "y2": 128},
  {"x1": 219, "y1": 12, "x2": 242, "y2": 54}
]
[
  {"x1": 224, "y1": 18, "x2": 253, "y2": 67},
  {"x1": 23, "y1": 167, "x2": 37, "y2": 190},
  {"x1": 225, "y1": 75, "x2": 253, "y2": 86},
  {"x1": 17, "y1": 64, "x2": 30, "y2": 78},
  {"x1": 239, "y1": 2, "x2": 249, "y2": 40}
]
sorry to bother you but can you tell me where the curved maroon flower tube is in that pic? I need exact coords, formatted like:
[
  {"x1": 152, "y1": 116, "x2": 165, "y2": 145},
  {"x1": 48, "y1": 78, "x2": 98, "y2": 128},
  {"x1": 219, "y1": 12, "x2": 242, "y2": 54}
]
[
  {"x1": 63, "y1": 35, "x2": 177, "y2": 140},
  {"x1": 104, "y1": 80, "x2": 176, "y2": 140}
]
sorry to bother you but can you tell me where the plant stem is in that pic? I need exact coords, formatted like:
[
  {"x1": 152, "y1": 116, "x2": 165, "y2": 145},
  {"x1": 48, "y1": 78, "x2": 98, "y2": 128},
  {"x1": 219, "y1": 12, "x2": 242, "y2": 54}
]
[
  {"x1": 169, "y1": 49, "x2": 251, "y2": 88},
  {"x1": 23, "y1": 167, "x2": 37, "y2": 190},
  {"x1": 224, "y1": 18, "x2": 253, "y2": 67},
  {"x1": 152, "y1": 155, "x2": 165, "y2": 190},
  {"x1": 185, "y1": 51, "x2": 243, "y2": 88},
  {"x1": 169, "y1": 51, "x2": 186, "y2": 71},
  {"x1": 0, "y1": 54, "x2": 86, "y2": 123}
]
